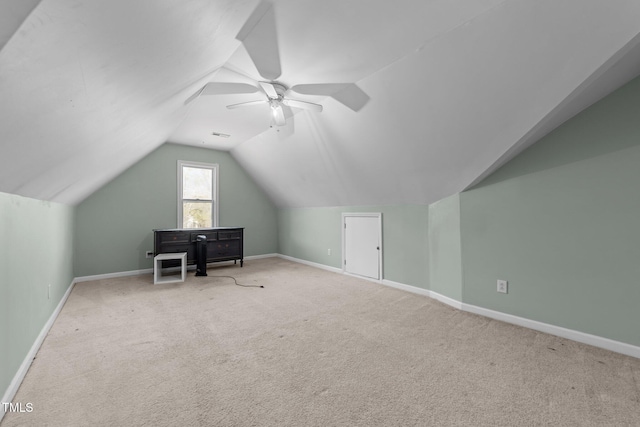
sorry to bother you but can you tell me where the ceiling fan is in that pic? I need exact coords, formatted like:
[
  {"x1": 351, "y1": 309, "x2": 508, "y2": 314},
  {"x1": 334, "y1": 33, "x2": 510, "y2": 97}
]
[
  {"x1": 227, "y1": 81, "x2": 322, "y2": 127},
  {"x1": 188, "y1": 1, "x2": 369, "y2": 127}
]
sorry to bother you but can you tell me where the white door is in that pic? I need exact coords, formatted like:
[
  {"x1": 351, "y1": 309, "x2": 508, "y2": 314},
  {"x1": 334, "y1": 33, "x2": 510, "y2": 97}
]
[{"x1": 343, "y1": 214, "x2": 382, "y2": 280}]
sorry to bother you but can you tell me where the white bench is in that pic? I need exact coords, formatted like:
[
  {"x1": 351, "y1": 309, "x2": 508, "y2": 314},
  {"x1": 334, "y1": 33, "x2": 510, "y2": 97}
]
[{"x1": 153, "y1": 252, "x2": 187, "y2": 284}]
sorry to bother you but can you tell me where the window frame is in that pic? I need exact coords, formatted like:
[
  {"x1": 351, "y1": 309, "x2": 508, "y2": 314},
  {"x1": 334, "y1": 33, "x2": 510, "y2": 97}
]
[{"x1": 177, "y1": 160, "x2": 219, "y2": 229}]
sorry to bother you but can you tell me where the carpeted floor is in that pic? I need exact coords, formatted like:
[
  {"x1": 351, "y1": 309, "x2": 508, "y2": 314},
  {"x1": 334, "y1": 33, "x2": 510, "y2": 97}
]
[{"x1": 3, "y1": 257, "x2": 640, "y2": 426}]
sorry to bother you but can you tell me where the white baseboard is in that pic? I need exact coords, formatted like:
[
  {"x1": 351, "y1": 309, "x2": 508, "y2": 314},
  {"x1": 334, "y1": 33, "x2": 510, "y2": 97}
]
[
  {"x1": 381, "y1": 278, "x2": 430, "y2": 298},
  {"x1": 381, "y1": 279, "x2": 464, "y2": 310},
  {"x1": 277, "y1": 254, "x2": 342, "y2": 274},
  {"x1": 74, "y1": 268, "x2": 154, "y2": 283},
  {"x1": 1, "y1": 280, "x2": 76, "y2": 422},
  {"x1": 283, "y1": 255, "x2": 640, "y2": 360},
  {"x1": 429, "y1": 290, "x2": 465, "y2": 311},
  {"x1": 74, "y1": 254, "x2": 280, "y2": 283},
  {"x1": 461, "y1": 303, "x2": 640, "y2": 359},
  {"x1": 246, "y1": 253, "x2": 279, "y2": 260},
  {"x1": 390, "y1": 286, "x2": 640, "y2": 359}
]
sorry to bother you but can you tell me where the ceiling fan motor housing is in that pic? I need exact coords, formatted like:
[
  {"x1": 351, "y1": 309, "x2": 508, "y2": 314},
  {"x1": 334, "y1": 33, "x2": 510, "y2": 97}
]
[{"x1": 268, "y1": 82, "x2": 287, "y2": 100}]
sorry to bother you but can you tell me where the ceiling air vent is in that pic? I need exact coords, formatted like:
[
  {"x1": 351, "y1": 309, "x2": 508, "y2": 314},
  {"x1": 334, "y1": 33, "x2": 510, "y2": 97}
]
[{"x1": 211, "y1": 132, "x2": 230, "y2": 138}]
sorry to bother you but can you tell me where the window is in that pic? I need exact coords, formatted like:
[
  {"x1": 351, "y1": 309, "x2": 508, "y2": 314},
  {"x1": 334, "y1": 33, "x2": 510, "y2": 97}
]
[{"x1": 177, "y1": 160, "x2": 218, "y2": 228}]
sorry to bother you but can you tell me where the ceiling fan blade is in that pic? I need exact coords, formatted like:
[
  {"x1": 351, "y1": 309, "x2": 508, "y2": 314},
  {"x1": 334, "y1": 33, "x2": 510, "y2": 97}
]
[
  {"x1": 184, "y1": 85, "x2": 207, "y2": 105},
  {"x1": 291, "y1": 83, "x2": 370, "y2": 112},
  {"x1": 290, "y1": 83, "x2": 350, "y2": 96},
  {"x1": 185, "y1": 82, "x2": 259, "y2": 105},
  {"x1": 227, "y1": 100, "x2": 267, "y2": 109},
  {"x1": 281, "y1": 104, "x2": 294, "y2": 119},
  {"x1": 236, "y1": 1, "x2": 281, "y2": 81},
  {"x1": 201, "y1": 82, "x2": 259, "y2": 96},
  {"x1": 282, "y1": 98, "x2": 323, "y2": 113},
  {"x1": 331, "y1": 84, "x2": 370, "y2": 112},
  {"x1": 272, "y1": 104, "x2": 286, "y2": 126},
  {"x1": 259, "y1": 81, "x2": 279, "y2": 99}
]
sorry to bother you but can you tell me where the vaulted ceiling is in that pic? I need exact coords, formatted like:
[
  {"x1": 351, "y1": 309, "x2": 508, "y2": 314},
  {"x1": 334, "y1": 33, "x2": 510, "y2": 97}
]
[{"x1": 1, "y1": 0, "x2": 640, "y2": 207}]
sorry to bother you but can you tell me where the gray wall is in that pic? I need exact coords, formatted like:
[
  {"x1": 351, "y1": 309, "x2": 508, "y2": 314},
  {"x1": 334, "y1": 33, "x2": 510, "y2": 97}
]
[
  {"x1": 74, "y1": 143, "x2": 278, "y2": 277},
  {"x1": 460, "y1": 75, "x2": 640, "y2": 347},
  {"x1": 0, "y1": 192, "x2": 74, "y2": 398},
  {"x1": 428, "y1": 194, "x2": 462, "y2": 301},
  {"x1": 278, "y1": 205, "x2": 429, "y2": 289}
]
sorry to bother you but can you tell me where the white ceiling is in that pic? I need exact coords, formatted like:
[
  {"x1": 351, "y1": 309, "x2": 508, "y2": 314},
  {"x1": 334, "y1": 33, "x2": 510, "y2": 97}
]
[{"x1": 1, "y1": 0, "x2": 640, "y2": 207}]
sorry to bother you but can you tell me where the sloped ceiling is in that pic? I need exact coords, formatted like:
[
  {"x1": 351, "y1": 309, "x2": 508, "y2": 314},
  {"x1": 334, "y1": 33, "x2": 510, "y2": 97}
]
[{"x1": 1, "y1": 0, "x2": 640, "y2": 207}]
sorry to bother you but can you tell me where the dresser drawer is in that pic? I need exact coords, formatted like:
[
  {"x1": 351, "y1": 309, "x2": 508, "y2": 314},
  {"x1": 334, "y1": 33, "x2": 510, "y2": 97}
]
[
  {"x1": 161, "y1": 244, "x2": 192, "y2": 254},
  {"x1": 190, "y1": 231, "x2": 218, "y2": 242},
  {"x1": 158, "y1": 231, "x2": 191, "y2": 244},
  {"x1": 208, "y1": 240, "x2": 240, "y2": 258},
  {"x1": 218, "y1": 230, "x2": 242, "y2": 240}
]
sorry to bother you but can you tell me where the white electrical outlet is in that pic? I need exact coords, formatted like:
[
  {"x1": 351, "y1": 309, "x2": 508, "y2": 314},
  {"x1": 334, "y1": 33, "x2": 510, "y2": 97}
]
[
  {"x1": 146, "y1": 251, "x2": 154, "y2": 259},
  {"x1": 328, "y1": 248, "x2": 331, "y2": 256},
  {"x1": 497, "y1": 279, "x2": 508, "y2": 294}
]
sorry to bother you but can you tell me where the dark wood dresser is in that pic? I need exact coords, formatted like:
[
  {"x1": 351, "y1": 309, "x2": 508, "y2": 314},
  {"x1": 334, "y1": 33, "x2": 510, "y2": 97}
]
[{"x1": 153, "y1": 227, "x2": 244, "y2": 267}]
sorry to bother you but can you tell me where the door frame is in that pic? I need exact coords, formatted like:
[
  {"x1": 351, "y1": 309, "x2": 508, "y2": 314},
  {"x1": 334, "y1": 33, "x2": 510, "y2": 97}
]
[{"x1": 341, "y1": 212, "x2": 383, "y2": 281}]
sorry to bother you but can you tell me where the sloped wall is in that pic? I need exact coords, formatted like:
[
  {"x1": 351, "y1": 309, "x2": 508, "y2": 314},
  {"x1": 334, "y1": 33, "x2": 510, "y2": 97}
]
[
  {"x1": 0, "y1": 192, "x2": 74, "y2": 401},
  {"x1": 74, "y1": 143, "x2": 278, "y2": 277},
  {"x1": 460, "y1": 75, "x2": 640, "y2": 346}
]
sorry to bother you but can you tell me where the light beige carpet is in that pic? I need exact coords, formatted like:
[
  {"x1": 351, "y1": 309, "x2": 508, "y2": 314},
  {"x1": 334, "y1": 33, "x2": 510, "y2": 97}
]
[{"x1": 3, "y1": 257, "x2": 640, "y2": 426}]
